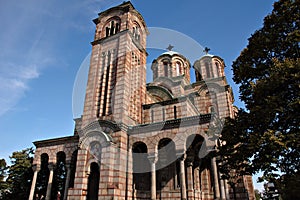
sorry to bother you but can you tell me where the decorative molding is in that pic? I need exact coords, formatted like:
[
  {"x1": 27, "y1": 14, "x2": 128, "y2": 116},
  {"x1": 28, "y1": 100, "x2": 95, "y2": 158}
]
[{"x1": 129, "y1": 114, "x2": 211, "y2": 135}]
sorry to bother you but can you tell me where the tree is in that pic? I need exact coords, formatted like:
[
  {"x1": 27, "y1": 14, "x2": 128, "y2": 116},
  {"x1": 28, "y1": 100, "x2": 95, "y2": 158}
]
[
  {"x1": 0, "y1": 159, "x2": 8, "y2": 198},
  {"x1": 254, "y1": 189, "x2": 262, "y2": 200},
  {"x1": 3, "y1": 148, "x2": 34, "y2": 200},
  {"x1": 218, "y1": 0, "x2": 300, "y2": 197}
]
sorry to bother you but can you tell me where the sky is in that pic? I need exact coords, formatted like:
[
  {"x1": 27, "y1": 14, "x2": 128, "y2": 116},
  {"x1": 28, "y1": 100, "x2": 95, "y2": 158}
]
[{"x1": 0, "y1": 0, "x2": 276, "y2": 191}]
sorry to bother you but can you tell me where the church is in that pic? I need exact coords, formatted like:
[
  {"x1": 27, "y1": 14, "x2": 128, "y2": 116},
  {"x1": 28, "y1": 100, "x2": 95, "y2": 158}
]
[{"x1": 28, "y1": 2, "x2": 255, "y2": 200}]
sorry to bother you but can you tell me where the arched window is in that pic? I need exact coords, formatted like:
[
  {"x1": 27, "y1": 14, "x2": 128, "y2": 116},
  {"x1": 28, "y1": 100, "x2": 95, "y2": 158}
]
[
  {"x1": 163, "y1": 62, "x2": 168, "y2": 77},
  {"x1": 86, "y1": 162, "x2": 100, "y2": 200},
  {"x1": 205, "y1": 62, "x2": 210, "y2": 78},
  {"x1": 132, "y1": 25, "x2": 141, "y2": 42},
  {"x1": 215, "y1": 62, "x2": 220, "y2": 77},
  {"x1": 104, "y1": 18, "x2": 121, "y2": 38},
  {"x1": 176, "y1": 62, "x2": 181, "y2": 76}
]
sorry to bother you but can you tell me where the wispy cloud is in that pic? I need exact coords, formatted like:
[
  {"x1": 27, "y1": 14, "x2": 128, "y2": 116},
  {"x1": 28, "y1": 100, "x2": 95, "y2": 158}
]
[
  {"x1": 0, "y1": 61, "x2": 43, "y2": 114},
  {"x1": 0, "y1": 0, "x2": 122, "y2": 116}
]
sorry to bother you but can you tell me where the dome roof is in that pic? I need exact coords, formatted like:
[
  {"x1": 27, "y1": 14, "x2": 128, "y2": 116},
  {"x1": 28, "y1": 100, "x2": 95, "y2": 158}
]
[
  {"x1": 161, "y1": 50, "x2": 180, "y2": 56},
  {"x1": 200, "y1": 53, "x2": 214, "y2": 58}
]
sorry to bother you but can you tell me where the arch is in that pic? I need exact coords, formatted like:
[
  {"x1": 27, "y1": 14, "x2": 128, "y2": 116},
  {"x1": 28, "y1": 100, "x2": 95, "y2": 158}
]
[
  {"x1": 198, "y1": 83, "x2": 226, "y2": 95},
  {"x1": 35, "y1": 153, "x2": 49, "y2": 198},
  {"x1": 79, "y1": 130, "x2": 112, "y2": 151},
  {"x1": 52, "y1": 151, "x2": 67, "y2": 199},
  {"x1": 86, "y1": 162, "x2": 100, "y2": 200},
  {"x1": 132, "y1": 142, "x2": 150, "y2": 191},
  {"x1": 185, "y1": 134, "x2": 204, "y2": 163},
  {"x1": 156, "y1": 138, "x2": 177, "y2": 190},
  {"x1": 147, "y1": 85, "x2": 174, "y2": 102},
  {"x1": 102, "y1": 16, "x2": 121, "y2": 38}
]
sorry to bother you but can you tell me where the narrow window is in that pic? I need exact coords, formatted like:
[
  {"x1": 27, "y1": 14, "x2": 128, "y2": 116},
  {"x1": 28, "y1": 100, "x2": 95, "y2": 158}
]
[
  {"x1": 102, "y1": 51, "x2": 111, "y2": 116},
  {"x1": 164, "y1": 62, "x2": 168, "y2": 77},
  {"x1": 174, "y1": 106, "x2": 177, "y2": 119},
  {"x1": 151, "y1": 109, "x2": 154, "y2": 123},
  {"x1": 215, "y1": 62, "x2": 220, "y2": 77},
  {"x1": 162, "y1": 108, "x2": 165, "y2": 121},
  {"x1": 106, "y1": 27, "x2": 110, "y2": 37},
  {"x1": 110, "y1": 21, "x2": 115, "y2": 36},
  {"x1": 205, "y1": 62, "x2": 210, "y2": 78},
  {"x1": 115, "y1": 23, "x2": 120, "y2": 33}
]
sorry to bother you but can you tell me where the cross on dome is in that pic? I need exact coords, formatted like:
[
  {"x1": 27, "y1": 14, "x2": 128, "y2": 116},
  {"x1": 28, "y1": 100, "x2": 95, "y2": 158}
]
[
  {"x1": 166, "y1": 44, "x2": 174, "y2": 51},
  {"x1": 203, "y1": 47, "x2": 211, "y2": 54}
]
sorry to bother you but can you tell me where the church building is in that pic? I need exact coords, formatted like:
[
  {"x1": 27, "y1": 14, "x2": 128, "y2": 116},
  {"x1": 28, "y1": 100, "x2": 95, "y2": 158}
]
[{"x1": 28, "y1": 2, "x2": 255, "y2": 200}]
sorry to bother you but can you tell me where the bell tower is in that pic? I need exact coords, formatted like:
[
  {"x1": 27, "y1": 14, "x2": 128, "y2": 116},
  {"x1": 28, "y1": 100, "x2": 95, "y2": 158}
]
[{"x1": 82, "y1": 1, "x2": 148, "y2": 127}]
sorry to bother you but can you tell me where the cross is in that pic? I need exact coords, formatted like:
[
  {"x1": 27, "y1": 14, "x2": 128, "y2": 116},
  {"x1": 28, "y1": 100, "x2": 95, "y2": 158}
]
[
  {"x1": 166, "y1": 44, "x2": 174, "y2": 51},
  {"x1": 203, "y1": 47, "x2": 211, "y2": 54}
]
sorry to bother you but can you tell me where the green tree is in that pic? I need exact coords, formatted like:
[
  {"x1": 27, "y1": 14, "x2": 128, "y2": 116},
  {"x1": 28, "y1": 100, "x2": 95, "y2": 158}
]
[
  {"x1": 4, "y1": 148, "x2": 34, "y2": 200},
  {"x1": 254, "y1": 189, "x2": 262, "y2": 200},
  {"x1": 0, "y1": 159, "x2": 8, "y2": 198},
  {"x1": 218, "y1": 0, "x2": 300, "y2": 197}
]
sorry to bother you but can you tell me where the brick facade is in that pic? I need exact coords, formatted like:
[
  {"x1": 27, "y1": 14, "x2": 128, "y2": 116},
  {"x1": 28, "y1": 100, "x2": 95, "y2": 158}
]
[{"x1": 29, "y1": 2, "x2": 255, "y2": 200}]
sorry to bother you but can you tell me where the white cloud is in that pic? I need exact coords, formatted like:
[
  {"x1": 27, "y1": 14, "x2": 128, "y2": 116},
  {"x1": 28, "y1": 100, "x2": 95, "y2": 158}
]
[{"x1": 0, "y1": 64, "x2": 40, "y2": 116}]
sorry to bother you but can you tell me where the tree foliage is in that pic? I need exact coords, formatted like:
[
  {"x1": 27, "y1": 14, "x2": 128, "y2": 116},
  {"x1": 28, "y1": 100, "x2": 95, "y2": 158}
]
[
  {"x1": 0, "y1": 159, "x2": 8, "y2": 198},
  {"x1": 0, "y1": 148, "x2": 34, "y2": 200},
  {"x1": 218, "y1": 0, "x2": 300, "y2": 195}
]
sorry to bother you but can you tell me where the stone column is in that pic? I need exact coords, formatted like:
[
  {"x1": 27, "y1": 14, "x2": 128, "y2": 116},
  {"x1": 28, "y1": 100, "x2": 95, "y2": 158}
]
[
  {"x1": 178, "y1": 155, "x2": 187, "y2": 200},
  {"x1": 219, "y1": 174, "x2": 226, "y2": 200},
  {"x1": 46, "y1": 163, "x2": 55, "y2": 200},
  {"x1": 63, "y1": 161, "x2": 71, "y2": 200},
  {"x1": 194, "y1": 166, "x2": 200, "y2": 198},
  {"x1": 186, "y1": 161, "x2": 194, "y2": 199},
  {"x1": 224, "y1": 179, "x2": 230, "y2": 200},
  {"x1": 211, "y1": 158, "x2": 220, "y2": 199},
  {"x1": 148, "y1": 153, "x2": 158, "y2": 200},
  {"x1": 28, "y1": 164, "x2": 40, "y2": 200}
]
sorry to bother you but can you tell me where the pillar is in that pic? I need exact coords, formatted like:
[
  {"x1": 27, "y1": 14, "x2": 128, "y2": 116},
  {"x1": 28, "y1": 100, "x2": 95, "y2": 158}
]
[
  {"x1": 225, "y1": 179, "x2": 230, "y2": 200},
  {"x1": 219, "y1": 174, "x2": 226, "y2": 200},
  {"x1": 46, "y1": 163, "x2": 55, "y2": 200},
  {"x1": 194, "y1": 166, "x2": 200, "y2": 198},
  {"x1": 186, "y1": 161, "x2": 194, "y2": 199},
  {"x1": 28, "y1": 164, "x2": 40, "y2": 200},
  {"x1": 179, "y1": 155, "x2": 187, "y2": 200},
  {"x1": 211, "y1": 158, "x2": 220, "y2": 199},
  {"x1": 63, "y1": 161, "x2": 71, "y2": 200},
  {"x1": 148, "y1": 153, "x2": 158, "y2": 200}
]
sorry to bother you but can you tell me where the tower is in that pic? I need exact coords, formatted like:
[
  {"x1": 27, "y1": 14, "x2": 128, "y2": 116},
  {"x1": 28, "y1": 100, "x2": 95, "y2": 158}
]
[
  {"x1": 69, "y1": 2, "x2": 150, "y2": 199},
  {"x1": 82, "y1": 1, "x2": 148, "y2": 127}
]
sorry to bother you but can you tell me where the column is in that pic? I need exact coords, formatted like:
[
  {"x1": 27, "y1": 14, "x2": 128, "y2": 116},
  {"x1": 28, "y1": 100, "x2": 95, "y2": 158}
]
[
  {"x1": 186, "y1": 161, "x2": 194, "y2": 199},
  {"x1": 63, "y1": 161, "x2": 71, "y2": 200},
  {"x1": 148, "y1": 153, "x2": 158, "y2": 200},
  {"x1": 194, "y1": 166, "x2": 200, "y2": 198},
  {"x1": 225, "y1": 179, "x2": 230, "y2": 200},
  {"x1": 28, "y1": 164, "x2": 40, "y2": 200},
  {"x1": 219, "y1": 173, "x2": 226, "y2": 199},
  {"x1": 46, "y1": 163, "x2": 55, "y2": 200},
  {"x1": 179, "y1": 155, "x2": 187, "y2": 200},
  {"x1": 211, "y1": 158, "x2": 220, "y2": 199}
]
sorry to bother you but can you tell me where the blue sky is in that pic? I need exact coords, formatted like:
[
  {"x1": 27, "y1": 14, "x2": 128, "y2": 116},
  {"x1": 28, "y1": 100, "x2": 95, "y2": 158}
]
[{"x1": 0, "y1": 0, "x2": 275, "y2": 191}]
